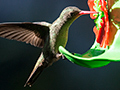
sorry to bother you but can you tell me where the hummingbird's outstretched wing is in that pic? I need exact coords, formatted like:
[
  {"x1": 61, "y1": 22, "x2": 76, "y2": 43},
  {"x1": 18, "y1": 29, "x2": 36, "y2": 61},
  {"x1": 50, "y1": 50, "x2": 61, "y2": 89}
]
[{"x1": 0, "y1": 22, "x2": 51, "y2": 48}]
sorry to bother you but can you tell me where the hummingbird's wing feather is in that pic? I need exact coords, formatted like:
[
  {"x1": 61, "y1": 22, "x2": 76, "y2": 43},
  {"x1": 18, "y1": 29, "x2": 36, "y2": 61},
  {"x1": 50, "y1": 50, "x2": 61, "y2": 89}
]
[{"x1": 0, "y1": 22, "x2": 51, "y2": 48}]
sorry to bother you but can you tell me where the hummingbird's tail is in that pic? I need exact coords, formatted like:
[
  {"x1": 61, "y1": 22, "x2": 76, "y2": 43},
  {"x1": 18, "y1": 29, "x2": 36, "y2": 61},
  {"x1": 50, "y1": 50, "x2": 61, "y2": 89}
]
[{"x1": 24, "y1": 52, "x2": 48, "y2": 87}]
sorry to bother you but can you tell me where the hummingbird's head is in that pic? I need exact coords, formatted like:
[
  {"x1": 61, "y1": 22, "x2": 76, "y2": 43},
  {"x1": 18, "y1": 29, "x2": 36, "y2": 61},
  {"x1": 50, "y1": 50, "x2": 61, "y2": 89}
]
[
  {"x1": 59, "y1": 6, "x2": 97, "y2": 25},
  {"x1": 60, "y1": 6, "x2": 81, "y2": 22}
]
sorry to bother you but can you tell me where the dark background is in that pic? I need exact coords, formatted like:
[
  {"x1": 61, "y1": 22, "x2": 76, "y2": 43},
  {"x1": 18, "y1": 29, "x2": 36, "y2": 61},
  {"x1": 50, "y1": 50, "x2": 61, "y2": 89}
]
[{"x1": 0, "y1": 0, "x2": 120, "y2": 90}]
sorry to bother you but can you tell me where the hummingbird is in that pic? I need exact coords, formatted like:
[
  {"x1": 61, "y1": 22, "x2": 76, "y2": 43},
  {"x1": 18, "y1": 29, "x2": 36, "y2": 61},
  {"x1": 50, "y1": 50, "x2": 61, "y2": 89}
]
[{"x1": 0, "y1": 6, "x2": 96, "y2": 87}]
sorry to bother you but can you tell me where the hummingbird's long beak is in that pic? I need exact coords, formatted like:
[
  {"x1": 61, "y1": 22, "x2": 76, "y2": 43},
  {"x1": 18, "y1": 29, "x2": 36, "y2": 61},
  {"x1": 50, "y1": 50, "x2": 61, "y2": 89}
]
[{"x1": 79, "y1": 11, "x2": 98, "y2": 15}]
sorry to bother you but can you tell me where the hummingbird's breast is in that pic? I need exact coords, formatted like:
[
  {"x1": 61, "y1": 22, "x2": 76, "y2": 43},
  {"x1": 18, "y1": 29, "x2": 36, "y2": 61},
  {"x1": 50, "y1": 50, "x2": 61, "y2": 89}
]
[{"x1": 49, "y1": 19, "x2": 69, "y2": 54}]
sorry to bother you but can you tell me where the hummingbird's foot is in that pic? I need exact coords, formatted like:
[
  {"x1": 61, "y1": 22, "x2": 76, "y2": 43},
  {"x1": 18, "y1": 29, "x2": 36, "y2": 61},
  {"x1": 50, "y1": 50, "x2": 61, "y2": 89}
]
[
  {"x1": 56, "y1": 54, "x2": 67, "y2": 60},
  {"x1": 56, "y1": 53, "x2": 63, "y2": 58},
  {"x1": 61, "y1": 54, "x2": 66, "y2": 60}
]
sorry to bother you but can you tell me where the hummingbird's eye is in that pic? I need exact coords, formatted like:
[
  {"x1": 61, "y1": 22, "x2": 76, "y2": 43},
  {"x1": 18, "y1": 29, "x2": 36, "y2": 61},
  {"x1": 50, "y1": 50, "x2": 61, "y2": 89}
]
[
  {"x1": 70, "y1": 12, "x2": 75, "y2": 16},
  {"x1": 70, "y1": 11, "x2": 79, "y2": 16}
]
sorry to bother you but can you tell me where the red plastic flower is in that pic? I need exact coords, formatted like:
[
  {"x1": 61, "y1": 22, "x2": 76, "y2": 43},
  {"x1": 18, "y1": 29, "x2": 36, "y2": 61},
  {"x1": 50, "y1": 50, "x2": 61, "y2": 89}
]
[{"x1": 88, "y1": 0, "x2": 110, "y2": 48}]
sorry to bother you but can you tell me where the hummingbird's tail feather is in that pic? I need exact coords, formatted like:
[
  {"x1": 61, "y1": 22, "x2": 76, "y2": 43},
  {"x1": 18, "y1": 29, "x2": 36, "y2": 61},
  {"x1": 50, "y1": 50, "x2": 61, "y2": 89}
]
[
  {"x1": 24, "y1": 52, "x2": 48, "y2": 87},
  {"x1": 24, "y1": 65, "x2": 44, "y2": 87}
]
